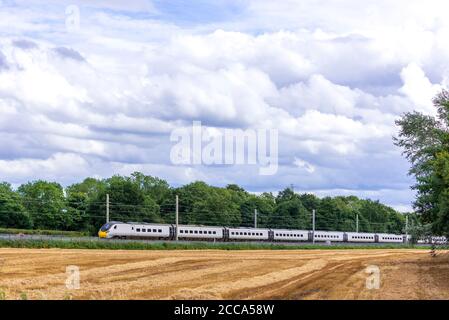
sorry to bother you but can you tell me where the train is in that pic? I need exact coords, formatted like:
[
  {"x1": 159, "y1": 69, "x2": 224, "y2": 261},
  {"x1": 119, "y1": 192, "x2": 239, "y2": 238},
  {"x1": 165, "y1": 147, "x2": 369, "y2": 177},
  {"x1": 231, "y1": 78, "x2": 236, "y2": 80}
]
[{"x1": 98, "y1": 221, "x2": 446, "y2": 244}]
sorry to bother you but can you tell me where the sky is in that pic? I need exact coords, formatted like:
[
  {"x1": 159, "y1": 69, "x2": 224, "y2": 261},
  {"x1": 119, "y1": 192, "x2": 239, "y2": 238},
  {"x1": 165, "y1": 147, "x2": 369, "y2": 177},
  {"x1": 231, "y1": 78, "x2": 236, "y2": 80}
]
[{"x1": 1, "y1": 0, "x2": 449, "y2": 211}]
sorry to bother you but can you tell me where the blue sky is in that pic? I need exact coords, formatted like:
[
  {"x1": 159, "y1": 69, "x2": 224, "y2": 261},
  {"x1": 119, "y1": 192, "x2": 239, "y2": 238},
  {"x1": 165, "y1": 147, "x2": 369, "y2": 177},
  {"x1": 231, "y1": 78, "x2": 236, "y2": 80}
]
[{"x1": 1, "y1": 0, "x2": 449, "y2": 211}]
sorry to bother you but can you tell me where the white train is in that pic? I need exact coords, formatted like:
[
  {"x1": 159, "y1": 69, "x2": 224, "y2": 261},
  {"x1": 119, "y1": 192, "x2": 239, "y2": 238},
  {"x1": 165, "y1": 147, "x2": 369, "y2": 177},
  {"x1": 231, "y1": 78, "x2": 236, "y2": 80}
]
[{"x1": 98, "y1": 221, "x2": 445, "y2": 244}]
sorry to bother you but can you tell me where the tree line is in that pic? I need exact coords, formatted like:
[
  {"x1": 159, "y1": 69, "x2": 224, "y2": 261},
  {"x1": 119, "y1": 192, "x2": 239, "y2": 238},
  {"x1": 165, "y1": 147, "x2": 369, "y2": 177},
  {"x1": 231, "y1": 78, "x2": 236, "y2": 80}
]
[{"x1": 0, "y1": 172, "x2": 408, "y2": 235}]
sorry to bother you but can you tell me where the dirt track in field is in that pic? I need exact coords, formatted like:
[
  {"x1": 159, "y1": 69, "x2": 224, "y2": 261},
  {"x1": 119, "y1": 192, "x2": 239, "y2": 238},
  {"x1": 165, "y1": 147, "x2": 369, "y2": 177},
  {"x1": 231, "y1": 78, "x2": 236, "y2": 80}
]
[{"x1": 0, "y1": 248, "x2": 448, "y2": 300}]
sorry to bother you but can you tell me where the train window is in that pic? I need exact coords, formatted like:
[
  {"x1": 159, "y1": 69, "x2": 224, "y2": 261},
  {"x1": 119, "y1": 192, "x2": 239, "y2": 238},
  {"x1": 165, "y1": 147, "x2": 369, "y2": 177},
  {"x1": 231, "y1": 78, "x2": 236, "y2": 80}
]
[
  {"x1": 194, "y1": 230, "x2": 198, "y2": 234},
  {"x1": 190, "y1": 230, "x2": 193, "y2": 234},
  {"x1": 153, "y1": 229, "x2": 156, "y2": 232},
  {"x1": 136, "y1": 229, "x2": 140, "y2": 232},
  {"x1": 114, "y1": 225, "x2": 117, "y2": 229},
  {"x1": 158, "y1": 229, "x2": 162, "y2": 232},
  {"x1": 142, "y1": 229, "x2": 146, "y2": 232},
  {"x1": 199, "y1": 231, "x2": 203, "y2": 234},
  {"x1": 180, "y1": 230, "x2": 183, "y2": 234}
]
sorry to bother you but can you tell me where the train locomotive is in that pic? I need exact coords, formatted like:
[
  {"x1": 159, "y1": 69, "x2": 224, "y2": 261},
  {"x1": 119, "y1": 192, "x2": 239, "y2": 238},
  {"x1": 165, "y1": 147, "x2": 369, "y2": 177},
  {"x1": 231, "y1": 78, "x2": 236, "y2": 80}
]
[{"x1": 98, "y1": 221, "x2": 441, "y2": 244}]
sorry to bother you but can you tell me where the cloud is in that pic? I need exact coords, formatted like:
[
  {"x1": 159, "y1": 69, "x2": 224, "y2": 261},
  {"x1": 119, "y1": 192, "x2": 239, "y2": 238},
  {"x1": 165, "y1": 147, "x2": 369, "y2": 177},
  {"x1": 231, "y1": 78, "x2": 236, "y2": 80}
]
[
  {"x1": 1, "y1": 1, "x2": 449, "y2": 211},
  {"x1": 0, "y1": 153, "x2": 89, "y2": 184},
  {"x1": 53, "y1": 47, "x2": 86, "y2": 62},
  {"x1": 399, "y1": 63, "x2": 444, "y2": 114},
  {"x1": 12, "y1": 39, "x2": 38, "y2": 50},
  {"x1": 0, "y1": 51, "x2": 8, "y2": 70},
  {"x1": 293, "y1": 157, "x2": 315, "y2": 173}
]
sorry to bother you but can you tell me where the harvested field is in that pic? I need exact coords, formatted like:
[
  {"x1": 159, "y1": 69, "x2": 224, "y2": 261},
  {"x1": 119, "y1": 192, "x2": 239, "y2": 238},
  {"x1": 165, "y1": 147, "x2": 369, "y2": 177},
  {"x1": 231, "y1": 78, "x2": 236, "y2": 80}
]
[{"x1": 0, "y1": 248, "x2": 448, "y2": 300}]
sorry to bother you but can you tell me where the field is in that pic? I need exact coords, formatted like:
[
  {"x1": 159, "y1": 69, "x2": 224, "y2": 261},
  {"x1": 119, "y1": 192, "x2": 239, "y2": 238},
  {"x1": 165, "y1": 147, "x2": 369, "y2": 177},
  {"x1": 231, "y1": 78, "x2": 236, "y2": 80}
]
[{"x1": 0, "y1": 248, "x2": 448, "y2": 300}]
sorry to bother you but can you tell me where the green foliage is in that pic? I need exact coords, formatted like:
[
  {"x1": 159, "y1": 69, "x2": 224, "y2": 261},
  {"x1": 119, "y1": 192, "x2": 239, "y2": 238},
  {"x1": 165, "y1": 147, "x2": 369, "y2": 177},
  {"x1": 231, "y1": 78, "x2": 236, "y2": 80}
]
[
  {"x1": 0, "y1": 227, "x2": 87, "y2": 237},
  {"x1": 0, "y1": 183, "x2": 32, "y2": 229},
  {"x1": 270, "y1": 198, "x2": 309, "y2": 229},
  {"x1": 395, "y1": 89, "x2": 449, "y2": 237},
  {"x1": 18, "y1": 181, "x2": 67, "y2": 230}
]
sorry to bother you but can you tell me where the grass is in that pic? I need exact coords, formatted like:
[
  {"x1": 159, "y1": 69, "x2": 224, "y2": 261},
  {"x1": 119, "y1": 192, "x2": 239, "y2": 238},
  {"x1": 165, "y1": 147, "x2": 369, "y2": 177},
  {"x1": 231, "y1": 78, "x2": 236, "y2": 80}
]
[
  {"x1": 0, "y1": 227, "x2": 88, "y2": 237},
  {"x1": 0, "y1": 239, "x2": 430, "y2": 251}
]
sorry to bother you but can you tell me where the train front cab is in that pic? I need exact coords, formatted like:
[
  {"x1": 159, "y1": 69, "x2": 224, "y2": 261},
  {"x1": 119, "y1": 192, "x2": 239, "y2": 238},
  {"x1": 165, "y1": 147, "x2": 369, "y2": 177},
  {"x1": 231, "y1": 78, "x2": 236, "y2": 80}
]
[{"x1": 98, "y1": 221, "x2": 119, "y2": 238}]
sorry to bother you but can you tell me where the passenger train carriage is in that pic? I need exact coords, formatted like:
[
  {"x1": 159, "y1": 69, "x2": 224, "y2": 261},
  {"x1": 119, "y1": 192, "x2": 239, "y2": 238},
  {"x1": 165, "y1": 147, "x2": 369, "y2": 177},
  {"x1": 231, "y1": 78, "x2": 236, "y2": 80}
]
[
  {"x1": 97, "y1": 221, "x2": 437, "y2": 244},
  {"x1": 272, "y1": 229, "x2": 309, "y2": 242},
  {"x1": 345, "y1": 232, "x2": 376, "y2": 243},
  {"x1": 313, "y1": 231, "x2": 344, "y2": 242},
  {"x1": 177, "y1": 225, "x2": 223, "y2": 240},
  {"x1": 227, "y1": 228, "x2": 270, "y2": 241}
]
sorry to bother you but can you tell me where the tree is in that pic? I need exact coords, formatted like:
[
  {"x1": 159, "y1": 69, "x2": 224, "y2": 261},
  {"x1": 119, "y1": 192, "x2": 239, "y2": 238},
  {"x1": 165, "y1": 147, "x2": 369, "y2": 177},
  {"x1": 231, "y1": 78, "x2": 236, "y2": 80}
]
[
  {"x1": 18, "y1": 181, "x2": 67, "y2": 230},
  {"x1": 395, "y1": 89, "x2": 449, "y2": 236},
  {"x1": 130, "y1": 172, "x2": 172, "y2": 205},
  {"x1": 240, "y1": 195, "x2": 275, "y2": 228},
  {"x1": 430, "y1": 151, "x2": 449, "y2": 236},
  {"x1": 276, "y1": 187, "x2": 297, "y2": 203},
  {"x1": 0, "y1": 182, "x2": 32, "y2": 228},
  {"x1": 270, "y1": 198, "x2": 309, "y2": 229},
  {"x1": 66, "y1": 178, "x2": 106, "y2": 232}
]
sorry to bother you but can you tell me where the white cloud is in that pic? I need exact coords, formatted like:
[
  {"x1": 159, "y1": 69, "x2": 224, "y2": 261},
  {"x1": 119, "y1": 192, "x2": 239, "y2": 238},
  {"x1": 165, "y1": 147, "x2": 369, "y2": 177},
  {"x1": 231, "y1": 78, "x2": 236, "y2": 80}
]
[
  {"x1": 2, "y1": 1, "x2": 449, "y2": 210},
  {"x1": 293, "y1": 157, "x2": 315, "y2": 173},
  {"x1": 399, "y1": 63, "x2": 443, "y2": 114}
]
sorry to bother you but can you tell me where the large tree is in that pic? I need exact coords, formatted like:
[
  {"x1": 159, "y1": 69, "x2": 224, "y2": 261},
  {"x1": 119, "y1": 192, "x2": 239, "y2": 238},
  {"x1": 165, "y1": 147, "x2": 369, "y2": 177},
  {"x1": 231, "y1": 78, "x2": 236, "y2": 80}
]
[
  {"x1": 0, "y1": 182, "x2": 32, "y2": 228},
  {"x1": 18, "y1": 181, "x2": 68, "y2": 230},
  {"x1": 395, "y1": 89, "x2": 449, "y2": 236}
]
